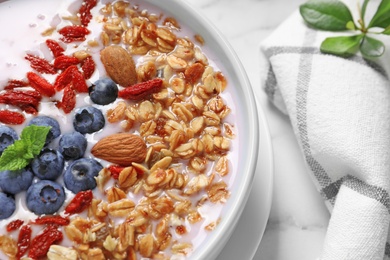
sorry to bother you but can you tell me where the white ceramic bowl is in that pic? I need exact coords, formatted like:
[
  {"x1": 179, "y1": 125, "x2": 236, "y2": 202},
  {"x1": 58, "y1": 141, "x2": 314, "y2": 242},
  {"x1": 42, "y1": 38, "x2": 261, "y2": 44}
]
[
  {"x1": 0, "y1": 0, "x2": 262, "y2": 259},
  {"x1": 144, "y1": 1, "x2": 260, "y2": 259}
]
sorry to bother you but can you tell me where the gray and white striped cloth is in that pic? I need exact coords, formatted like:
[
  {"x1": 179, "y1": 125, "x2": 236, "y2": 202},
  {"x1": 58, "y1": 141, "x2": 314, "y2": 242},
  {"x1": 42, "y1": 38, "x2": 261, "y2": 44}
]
[{"x1": 260, "y1": 5, "x2": 390, "y2": 260}]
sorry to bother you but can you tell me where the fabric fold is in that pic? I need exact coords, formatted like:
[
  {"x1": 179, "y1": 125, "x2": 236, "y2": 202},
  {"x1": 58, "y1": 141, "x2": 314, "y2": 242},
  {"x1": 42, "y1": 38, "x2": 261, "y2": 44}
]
[{"x1": 260, "y1": 8, "x2": 390, "y2": 260}]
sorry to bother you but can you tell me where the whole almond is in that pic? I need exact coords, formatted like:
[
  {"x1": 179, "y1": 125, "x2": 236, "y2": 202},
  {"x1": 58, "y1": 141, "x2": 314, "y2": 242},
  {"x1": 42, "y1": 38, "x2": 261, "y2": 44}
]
[
  {"x1": 91, "y1": 133, "x2": 146, "y2": 166},
  {"x1": 100, "y1": 45, "x2": 137, "y2": 87}
]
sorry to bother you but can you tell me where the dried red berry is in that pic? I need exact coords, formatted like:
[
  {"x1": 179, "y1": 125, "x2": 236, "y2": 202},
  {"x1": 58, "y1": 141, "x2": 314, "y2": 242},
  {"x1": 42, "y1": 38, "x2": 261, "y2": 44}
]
[
  {"x1": 57, "y1": 85, "x2": 76, "y2": 114},
  {"x1": 81, "y1": 56, "x2": 96, "y2": 79},
  {"x1": 4, "y1": 79, "x2": 29, "y2": 90},
  {"x1": 27, "y1": 72, "x2": 56, "y2": 97},
  {"x1": 108, "y1": 165, "x2": 125, "y2": 179},
  {"x1": 54, "y1": 65, "x2": 76, "y2": 91},
  {"x1": 25, "y1": 54, "x2": 57, "y2": 75},
  {"x1": 46, "y1": 39, "x2": 65, "y2": 58},
  {"x1": 6, "y1": 219, "x2": 24, "y2": 232},
  {"x1": 118, "y1": 78, "x2": 163, "y2": 100},
  {"x1": 17, "y1": 225, "x2": 32, "y2": 258},
  {"x1": 53, "y1": 55, "x2": 80, "y2": 70},
  {"x1": 79, "y1": 0, "x2": 98, "y2": 26},
  {"x1": 0, "y1": 90, "x2": 41, "y2": 115},
  {"x1": 33, "y1": 215, "x2": 70, "y2": 226},
  {"x1": 64, "y1": 190, "x2": 93, "y2": 215},
  {"x1": 58, "y1": 25, "x2": 90, "y2": 43},
  {"x1": 0, "y1": 110, "x2": 25, "y2": 125},
  {"x1": 28, "y1": 225, "x2": 63, "y2": 259},
  {"x1": 72, "y1": 68, "x2": 89, "y2": 93}
]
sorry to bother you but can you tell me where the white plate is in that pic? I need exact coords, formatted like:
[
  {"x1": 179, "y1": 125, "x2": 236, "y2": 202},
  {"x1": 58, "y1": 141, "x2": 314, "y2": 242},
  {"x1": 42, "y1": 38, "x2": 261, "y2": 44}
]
[{"x1": 216, "y1": 97, "x2": 273, "y2": 259}]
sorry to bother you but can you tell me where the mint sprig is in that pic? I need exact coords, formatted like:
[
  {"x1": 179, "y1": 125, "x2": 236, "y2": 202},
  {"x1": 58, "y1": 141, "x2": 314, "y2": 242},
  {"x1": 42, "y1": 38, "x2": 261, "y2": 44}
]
[
  {"x1": 300, "y1": 0, "x2": 390, "y2": 58},
  {"x1": 0, "y1": 125, "x2": 50, "y2": 171}
]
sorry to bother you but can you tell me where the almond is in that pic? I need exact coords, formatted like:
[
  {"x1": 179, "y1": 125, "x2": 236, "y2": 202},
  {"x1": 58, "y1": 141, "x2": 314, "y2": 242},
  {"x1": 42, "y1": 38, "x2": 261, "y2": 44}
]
[
  {"x1": 100, "y1": 45, "x2": 137, "y2": 87},
  {"x1": 91, "y1": 133, "x2": 147, "y2": 166}
]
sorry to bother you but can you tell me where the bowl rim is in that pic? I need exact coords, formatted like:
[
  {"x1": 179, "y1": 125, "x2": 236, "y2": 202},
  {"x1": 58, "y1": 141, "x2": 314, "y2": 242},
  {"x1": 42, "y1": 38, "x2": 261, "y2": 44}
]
[{"x1": 143, "y1": 0, "x2": 260, "y2": 259}]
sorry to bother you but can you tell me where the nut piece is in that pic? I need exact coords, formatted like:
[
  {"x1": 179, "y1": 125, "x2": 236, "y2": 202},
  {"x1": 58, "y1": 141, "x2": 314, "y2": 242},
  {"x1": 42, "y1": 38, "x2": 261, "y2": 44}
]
[
  {"x1": 100, "y1": 45, "x2": 137, "y2": 87},
  {"x1": 47, "y1": 245, "x2": 78, "y2": 260},
  {"x1": 91, "y1": 133, "x2": 147, "y2": 166}
]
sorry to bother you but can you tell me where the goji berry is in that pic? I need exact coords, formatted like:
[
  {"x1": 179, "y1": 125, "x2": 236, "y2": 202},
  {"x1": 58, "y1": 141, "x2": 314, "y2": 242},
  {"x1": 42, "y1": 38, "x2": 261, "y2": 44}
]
[
  {"x1": 0, "y1": 110, "x2": 25, "y2": 125},
  {"x1": 6, "y1": 219, "x2": 24, "y2": 232},
  {"x1": 108, "y1": 165, "x2": 125, "y2": 179},
  {"x1": 17, "y1": 225, "x2": 32, "y2": 259},
  {"x1": 81, "y1": 56, "x2": 96, "y2": 79},
  {"x1": 64, "y1": 190, "x2": 93, "y2": 215},
  {"x1": 72, "y1": 68, "x2": 89, "y2": 93},
  {"x1": 0, "y1": 90, "x2": 41, "y2": 114},
  {"x1": 53, "y1": 55, "x2": 80, "y2": 70},
  {"x1": 33, "y1": 215, "x2": 70, "y2": 226},
  {"x1": 118, "y1": 78, "x2": 163, "y2": 100},
  {"x1": 79, "y1": 0, "x2": 98, "y2": 26},
  {"x1": 58, "y1": 25, "x2": 90, "y2": 43},
  {"x1": 25, "y1": 54, "x2": 57, "y2": 74},
  {"x1": 54, "y1": 65, "x2": 76, "y2": 91},
  {"x1": 28, "y1": 225, "x2": 63, "y2": 259},
  {"x1": 57, "y1": 85, "x2": 76, "y2": 114},
  {"x1": 4, "y1": 79, "x2": 29, "y2": 90},
  {"x1": 46, "y1": 39, "x2": 64, "y2": 58},
  {"x1": 22, "y1": 106, "x2": 39, "y2": 115},
  {"x1": 27, "y1": 72, "x2": 56, "y2": 97}
]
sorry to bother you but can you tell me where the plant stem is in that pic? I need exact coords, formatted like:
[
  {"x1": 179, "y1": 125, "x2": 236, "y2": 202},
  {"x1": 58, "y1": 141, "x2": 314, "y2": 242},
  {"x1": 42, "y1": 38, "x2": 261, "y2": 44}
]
[{"x1": 358, "y1": 0, "x2": 370, "y2": 33}]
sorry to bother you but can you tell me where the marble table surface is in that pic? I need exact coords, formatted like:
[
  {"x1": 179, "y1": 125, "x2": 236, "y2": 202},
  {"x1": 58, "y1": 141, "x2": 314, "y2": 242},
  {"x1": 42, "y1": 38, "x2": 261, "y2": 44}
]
[{"x1": 185, "y1": 0, "x2": 331, "y2": 259}]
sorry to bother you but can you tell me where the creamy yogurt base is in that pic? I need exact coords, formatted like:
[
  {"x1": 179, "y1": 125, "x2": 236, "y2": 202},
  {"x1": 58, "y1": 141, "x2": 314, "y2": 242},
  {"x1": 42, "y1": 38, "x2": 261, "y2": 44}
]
[{"x1": 0, "y1": 0, "x2": 239, "y2": 259}]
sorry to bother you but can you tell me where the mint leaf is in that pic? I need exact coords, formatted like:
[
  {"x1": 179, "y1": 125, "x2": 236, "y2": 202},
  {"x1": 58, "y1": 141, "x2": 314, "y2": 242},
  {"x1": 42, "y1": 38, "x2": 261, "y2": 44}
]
[
  {"x1": 360, "y1": 36, "x2": 385, "y2": 57},
  {"x1": 20, "y1": 125, "x2": 50, "y2": 156},
  {"x1": 0, "y1": 141, "x2": 29, "y2": 171},
  {"x1": 320, "y1": 35, "x2": 363, "y2": 56},
  {"x1": 0, "y1": 125, "x2": 50, "y2": 171},
  {"x1": 368, "y1": 0, "x2": 390, "y2": 29},
  {"x1": 300, "y1": 0, "x2": 354, "y2": 31}
]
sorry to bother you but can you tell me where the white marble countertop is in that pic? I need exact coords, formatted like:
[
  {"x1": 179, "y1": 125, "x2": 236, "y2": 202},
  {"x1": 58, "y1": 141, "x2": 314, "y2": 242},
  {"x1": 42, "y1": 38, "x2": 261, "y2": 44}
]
[{"x1": 185, "y1": 0, "x2": 331, "y2": 259}]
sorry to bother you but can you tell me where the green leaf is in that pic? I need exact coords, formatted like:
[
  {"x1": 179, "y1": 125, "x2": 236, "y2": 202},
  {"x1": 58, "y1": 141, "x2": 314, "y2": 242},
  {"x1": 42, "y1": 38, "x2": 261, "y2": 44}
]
[
  {"x1": 0, "y1": 125, "x2": 50, "y2": 171},
  {"x1": 300, "y1": 0, "x2": 355, "y2": 31},
  {"x1": 20, "y1": 125, "x2": 50, "y2": 156},
  {"x1": 0, "y1": 141, "x2": 29, "y2": 171},
  {"x1": 382, "y1": 25, "x2": 390, "y2": 34},
  {"x1": 360, "y1": 36, "x2": 385, "y2": 57},
  {"x1": 346, "y1": 21, "x2": 356, "y2": 30},
  {"x1": 368, "y1": 0, "x2": 390, "y2": 28},
  {"x1": 361, "y1": 0, "x2": 370, "y2": 22},
  {"x1": 320, "y1": 35, "x2": 364, "y2": 56}
]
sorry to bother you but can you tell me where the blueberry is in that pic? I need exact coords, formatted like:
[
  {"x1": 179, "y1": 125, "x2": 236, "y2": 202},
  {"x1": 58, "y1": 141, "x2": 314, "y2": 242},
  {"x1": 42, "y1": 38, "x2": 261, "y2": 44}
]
[
  {"x1": 63, "y1": 158, "x2": 103, "y2": 193},
  {"x1": 26, "y1": 180, "x2": 65, "y2": 215},
  {"x1": 28, "y1": 116, "x2": 61, "y2": 145},
  {"x1": 0, "y1": 126, "x2": 18, "y2": 156},
  {"x1": 59, "y1": 132, "x2": 88, "y2": 160},
  {"x1": 31, "y1": 148, "x2": 64, "y2": 180},
  {"x1": 0, "y1": 168, "x2": 34, "y2": 194},
  {"x1": 73, "y1": 106, "x2": 105, "y2": 134},
  {"x1": 0, "y1": 192, "x2": 15, "y2": 220},
  {"x1": 89, "y1": 78, "x2": 118, "y2": 105}
]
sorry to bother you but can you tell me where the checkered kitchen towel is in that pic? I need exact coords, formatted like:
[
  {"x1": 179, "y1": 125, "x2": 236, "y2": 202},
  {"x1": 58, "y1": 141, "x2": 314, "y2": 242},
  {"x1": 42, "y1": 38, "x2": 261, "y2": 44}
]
[{"x1": 260, "y1": 2, "x2": 390, "y2": 260}]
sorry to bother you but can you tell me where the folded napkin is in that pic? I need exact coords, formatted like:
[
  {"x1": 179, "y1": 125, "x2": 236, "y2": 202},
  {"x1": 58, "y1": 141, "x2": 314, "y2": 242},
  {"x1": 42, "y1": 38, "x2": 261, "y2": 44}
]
[{"x1": 259, "y1": 2, "x2": 390, "y2": 260}]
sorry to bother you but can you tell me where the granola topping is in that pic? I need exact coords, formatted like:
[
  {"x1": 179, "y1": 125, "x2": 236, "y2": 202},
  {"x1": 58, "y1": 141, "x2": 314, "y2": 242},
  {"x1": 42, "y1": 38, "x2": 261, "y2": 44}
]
[{"x1": 0, "y1": 0, "x2": 238, "y2": 259}]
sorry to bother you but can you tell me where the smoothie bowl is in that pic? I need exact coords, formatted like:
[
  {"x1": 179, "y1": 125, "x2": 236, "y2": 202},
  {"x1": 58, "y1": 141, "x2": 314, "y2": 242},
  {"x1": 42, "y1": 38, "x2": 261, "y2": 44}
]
[{"x1": 0, "y1": 0, "x2": 259, "y2": 259}]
